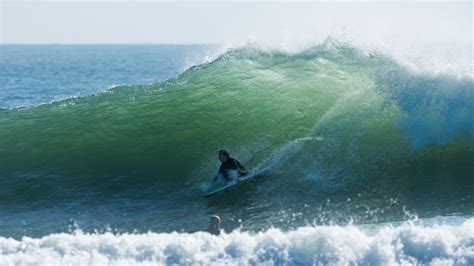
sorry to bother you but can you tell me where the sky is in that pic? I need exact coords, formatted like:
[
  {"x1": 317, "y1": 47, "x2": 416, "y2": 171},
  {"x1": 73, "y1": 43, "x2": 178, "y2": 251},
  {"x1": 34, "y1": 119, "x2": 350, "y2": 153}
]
[{"x1": 1, "y1": 1, "x2": 472, "y2": 48}]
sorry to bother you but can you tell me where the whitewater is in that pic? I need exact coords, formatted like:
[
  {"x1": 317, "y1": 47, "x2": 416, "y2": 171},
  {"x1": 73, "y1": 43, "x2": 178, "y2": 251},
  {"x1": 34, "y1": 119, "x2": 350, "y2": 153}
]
[{"x1": 1, "y1": 218, "x2": 473, "y2": 265}]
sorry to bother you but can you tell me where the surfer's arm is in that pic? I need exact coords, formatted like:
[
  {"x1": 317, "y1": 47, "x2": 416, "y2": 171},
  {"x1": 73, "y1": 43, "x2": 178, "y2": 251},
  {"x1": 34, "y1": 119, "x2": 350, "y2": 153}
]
[
  {"x1": 213, "y1": 169, "x2": 224, "y2": 181},
  {"x1": 235, "y1": 160, "x2": 248, "y2": 176},
  {"x1": 235, "y1": 159, "x2": 246, "y2": 170}
]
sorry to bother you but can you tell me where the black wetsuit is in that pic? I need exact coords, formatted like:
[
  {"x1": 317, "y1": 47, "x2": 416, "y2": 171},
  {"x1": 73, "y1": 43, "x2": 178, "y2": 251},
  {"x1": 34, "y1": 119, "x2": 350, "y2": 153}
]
[{"x1": 218, "y1": 157, "x2": 247, "y2": 180}]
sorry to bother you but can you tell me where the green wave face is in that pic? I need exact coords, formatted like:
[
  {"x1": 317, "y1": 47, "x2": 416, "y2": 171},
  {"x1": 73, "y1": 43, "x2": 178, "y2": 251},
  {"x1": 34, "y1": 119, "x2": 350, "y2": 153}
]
[{"x1": 0, "y1": 41, "x2": 473, "y2": 202}]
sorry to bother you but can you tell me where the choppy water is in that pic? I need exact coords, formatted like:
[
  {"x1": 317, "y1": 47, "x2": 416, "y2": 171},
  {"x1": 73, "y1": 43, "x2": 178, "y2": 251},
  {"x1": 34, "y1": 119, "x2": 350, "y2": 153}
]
[{"x1": 0, "y1": 41, "x2": 473, "y2": 265}]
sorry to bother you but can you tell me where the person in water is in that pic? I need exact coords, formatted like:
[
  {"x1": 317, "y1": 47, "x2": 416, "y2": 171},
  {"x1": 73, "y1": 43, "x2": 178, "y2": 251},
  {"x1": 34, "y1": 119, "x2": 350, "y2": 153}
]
[
  {"x1": 188, "y1": 215, "x2": 221, "y2": 235},
  {"x1": 207, "y1": 215, "x2": 221, "y2": 235},
  {"x1": 213, "y1": 149, "x2": 248, "y2": 182}
]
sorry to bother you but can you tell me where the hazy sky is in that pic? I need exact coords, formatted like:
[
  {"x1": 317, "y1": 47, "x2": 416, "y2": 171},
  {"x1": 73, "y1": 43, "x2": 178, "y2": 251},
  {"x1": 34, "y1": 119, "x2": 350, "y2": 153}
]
[{"x1": 1, "y1": 1, "x2": 472, "y2": 47}]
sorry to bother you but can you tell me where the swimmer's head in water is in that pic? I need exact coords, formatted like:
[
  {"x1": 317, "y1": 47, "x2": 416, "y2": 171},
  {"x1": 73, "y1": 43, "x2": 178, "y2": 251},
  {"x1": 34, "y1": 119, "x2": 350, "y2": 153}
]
[
  {"x1": 210, "y1": 215, "x2": 221, "y2": 229},
  {"x1": 218, "y1": 150, "x2": 229, "y2": 163}
]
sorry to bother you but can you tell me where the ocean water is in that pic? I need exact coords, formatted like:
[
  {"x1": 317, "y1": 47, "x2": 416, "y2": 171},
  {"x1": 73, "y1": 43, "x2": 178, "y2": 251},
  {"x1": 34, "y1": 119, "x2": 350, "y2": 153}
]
[
  {"x1": 0, "y1": 44, "x2": 219, "y2": 109},
  {"x1": 0, "y1": 41, "x2": 473, "y2": 265}
]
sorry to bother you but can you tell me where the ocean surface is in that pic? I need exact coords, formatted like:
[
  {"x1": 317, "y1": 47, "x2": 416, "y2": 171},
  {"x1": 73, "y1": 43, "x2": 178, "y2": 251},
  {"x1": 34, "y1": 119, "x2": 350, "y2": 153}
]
[
  {"x1": 0, "y1": 44, "x2": 219, "y2": 109},
  {"x1": 0, "y1": 42, "x2": 473, "y2": 265}
]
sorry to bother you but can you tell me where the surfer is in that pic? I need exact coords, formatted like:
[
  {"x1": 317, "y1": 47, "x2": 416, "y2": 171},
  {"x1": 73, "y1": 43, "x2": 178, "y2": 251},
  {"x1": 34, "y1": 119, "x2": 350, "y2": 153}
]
[
  {"x1": 207, "y1": 215, "x2": 221, "y2": 235},
  {"x1": 213, "y1": 149, "x2": 248, "y2": 182},
  {"x1": 188, "y1": 215, "x2": 221, "y2": 235}
]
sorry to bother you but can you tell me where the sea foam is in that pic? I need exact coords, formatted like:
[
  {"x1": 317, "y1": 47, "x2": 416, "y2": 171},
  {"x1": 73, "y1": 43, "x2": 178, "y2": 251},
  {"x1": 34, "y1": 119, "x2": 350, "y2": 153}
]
[{"x1": 1, "y1": 218, "x2": 472, "y2": 265}]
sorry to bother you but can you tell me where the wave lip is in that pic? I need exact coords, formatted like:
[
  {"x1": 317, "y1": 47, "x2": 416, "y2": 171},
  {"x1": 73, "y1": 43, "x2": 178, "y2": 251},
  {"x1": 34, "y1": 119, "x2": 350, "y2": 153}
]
[{"x1": 0, "y1": 218, "x2": 472, "y2": 265}]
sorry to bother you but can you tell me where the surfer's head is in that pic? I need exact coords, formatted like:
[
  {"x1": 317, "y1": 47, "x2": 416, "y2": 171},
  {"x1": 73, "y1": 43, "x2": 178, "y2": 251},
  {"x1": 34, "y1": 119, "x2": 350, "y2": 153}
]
[
  {"x1": 209, "y1": 215, "x2": 221, "y2": 230},
  {"x1": 218, "y1": 149, "x2": 229, "y2": 163}
]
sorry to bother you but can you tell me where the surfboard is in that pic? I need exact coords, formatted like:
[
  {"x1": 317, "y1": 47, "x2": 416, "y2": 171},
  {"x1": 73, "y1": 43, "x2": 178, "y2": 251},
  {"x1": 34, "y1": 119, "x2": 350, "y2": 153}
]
[{"x1": 203, "y1": 173, "x2": 264, "y2": 198}]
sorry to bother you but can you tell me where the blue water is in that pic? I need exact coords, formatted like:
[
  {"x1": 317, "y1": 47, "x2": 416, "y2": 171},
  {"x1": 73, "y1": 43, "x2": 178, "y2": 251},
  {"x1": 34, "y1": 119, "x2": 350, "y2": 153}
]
[{"x1": 0, "y1": 45, "x2": 219, "y2": 109}]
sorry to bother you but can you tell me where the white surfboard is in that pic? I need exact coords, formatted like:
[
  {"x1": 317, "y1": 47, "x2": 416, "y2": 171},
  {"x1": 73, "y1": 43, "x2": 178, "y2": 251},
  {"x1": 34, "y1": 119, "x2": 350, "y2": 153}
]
[{"x1": 203, "y1": 173, "x2": 264, "y2": 198}]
